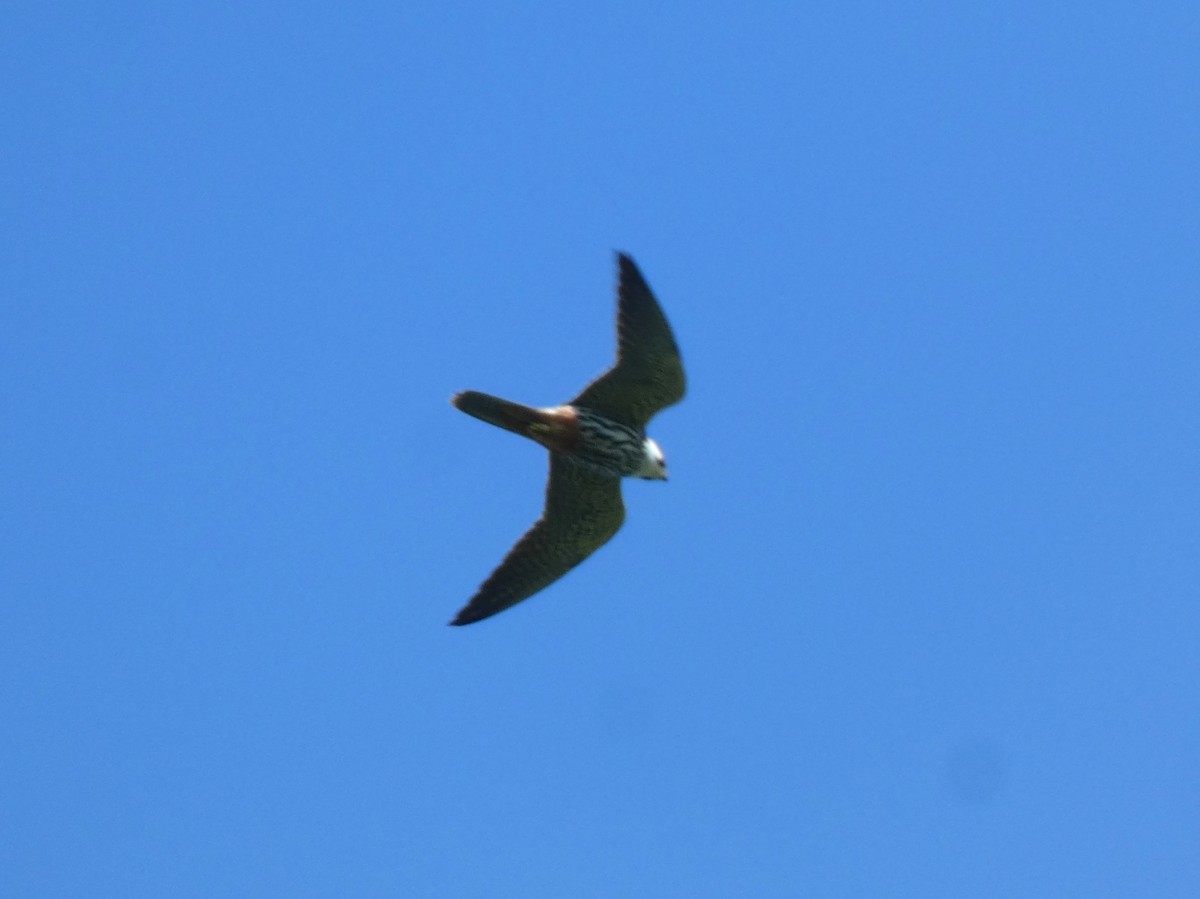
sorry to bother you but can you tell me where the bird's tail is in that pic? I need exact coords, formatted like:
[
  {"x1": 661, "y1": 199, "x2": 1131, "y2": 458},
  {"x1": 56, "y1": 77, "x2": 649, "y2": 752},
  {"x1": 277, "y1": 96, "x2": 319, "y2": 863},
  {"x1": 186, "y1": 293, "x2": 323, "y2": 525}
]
[{"x1": 452, "y1": 391, "x2": 545, "y2": 439}]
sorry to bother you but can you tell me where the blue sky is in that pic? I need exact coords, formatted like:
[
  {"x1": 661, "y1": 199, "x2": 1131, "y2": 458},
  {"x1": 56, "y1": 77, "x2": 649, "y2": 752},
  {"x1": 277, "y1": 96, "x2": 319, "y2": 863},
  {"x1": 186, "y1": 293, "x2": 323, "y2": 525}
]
[{"x1": 4, "y1": 2, "x2": 1198, "y2": 896}]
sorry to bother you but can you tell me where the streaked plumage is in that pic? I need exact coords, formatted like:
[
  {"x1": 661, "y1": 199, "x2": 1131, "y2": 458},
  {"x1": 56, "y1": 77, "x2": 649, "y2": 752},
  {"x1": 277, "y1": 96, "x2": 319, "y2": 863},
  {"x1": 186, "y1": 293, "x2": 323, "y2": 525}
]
[{"x1": 449, "y1": 253, "x2": 685, "y2": 626}]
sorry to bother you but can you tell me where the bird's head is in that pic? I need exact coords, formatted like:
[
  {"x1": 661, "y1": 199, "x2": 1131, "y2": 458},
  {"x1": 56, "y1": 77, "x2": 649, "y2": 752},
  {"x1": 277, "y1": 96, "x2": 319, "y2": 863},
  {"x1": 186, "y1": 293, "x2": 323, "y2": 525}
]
[{"x1": 635, "y1": 438, "x2": 669, "y2": 481}]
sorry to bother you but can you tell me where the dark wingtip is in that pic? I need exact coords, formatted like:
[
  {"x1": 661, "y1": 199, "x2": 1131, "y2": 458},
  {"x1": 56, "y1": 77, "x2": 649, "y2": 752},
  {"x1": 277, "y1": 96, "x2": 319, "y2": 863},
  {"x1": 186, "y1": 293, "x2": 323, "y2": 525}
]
[
  {"x1": 615, "y1": 252, "x2": 647, "y2": 289},
  {"x1": 449, "y1": 605, "x2": 485, "y2": 626}
]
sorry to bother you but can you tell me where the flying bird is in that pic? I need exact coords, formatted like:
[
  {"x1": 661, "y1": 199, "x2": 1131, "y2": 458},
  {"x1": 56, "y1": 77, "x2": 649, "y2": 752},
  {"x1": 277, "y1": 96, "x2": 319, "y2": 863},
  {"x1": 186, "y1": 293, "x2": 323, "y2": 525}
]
[{"x1": 449, "y1": 253, "x2": 686, "y2": 626}]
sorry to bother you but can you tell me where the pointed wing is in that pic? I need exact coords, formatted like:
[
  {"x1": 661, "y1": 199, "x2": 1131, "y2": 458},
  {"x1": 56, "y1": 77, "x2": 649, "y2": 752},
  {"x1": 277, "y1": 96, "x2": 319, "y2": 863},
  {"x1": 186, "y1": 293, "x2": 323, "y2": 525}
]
[
  {"x1": 450, "y1": 455, "x2": 626, "y2": 626},
  {"x1": 570, "y1": 253, "x2": 686, "y2": 429}
]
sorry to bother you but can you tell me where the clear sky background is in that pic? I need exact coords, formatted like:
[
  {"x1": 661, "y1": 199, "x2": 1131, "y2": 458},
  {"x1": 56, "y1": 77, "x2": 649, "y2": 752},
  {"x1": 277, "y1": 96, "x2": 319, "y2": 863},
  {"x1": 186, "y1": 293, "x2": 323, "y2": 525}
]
[{"x1": 4, "y1": 3, "x2": 1198, "y2": 896}]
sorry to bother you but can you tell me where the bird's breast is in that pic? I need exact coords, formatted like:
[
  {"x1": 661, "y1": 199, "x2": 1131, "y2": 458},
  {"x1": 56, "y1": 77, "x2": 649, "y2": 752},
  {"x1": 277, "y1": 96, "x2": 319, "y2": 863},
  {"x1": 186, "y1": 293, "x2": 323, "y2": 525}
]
[{"x1": 571, "y1": 408, "x2": 645, "y2": 477}]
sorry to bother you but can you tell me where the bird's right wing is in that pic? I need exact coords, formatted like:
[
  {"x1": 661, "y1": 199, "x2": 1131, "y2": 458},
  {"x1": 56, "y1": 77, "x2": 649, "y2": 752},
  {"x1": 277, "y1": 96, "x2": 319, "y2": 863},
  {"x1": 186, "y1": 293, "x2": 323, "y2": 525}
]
[
  {"x1": 449, "y1": 455, "x2": 625, "y2": 626},
  {"x1": 570, "y1": 253, "x2": 686, "y2": 429}
]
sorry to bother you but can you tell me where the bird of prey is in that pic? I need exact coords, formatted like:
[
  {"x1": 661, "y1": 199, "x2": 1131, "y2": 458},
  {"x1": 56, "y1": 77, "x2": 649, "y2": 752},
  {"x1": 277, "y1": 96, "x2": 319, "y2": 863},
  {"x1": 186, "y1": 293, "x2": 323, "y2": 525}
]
[{"x1": 449, "y1": 253, "x2": 686, "y2": 626}]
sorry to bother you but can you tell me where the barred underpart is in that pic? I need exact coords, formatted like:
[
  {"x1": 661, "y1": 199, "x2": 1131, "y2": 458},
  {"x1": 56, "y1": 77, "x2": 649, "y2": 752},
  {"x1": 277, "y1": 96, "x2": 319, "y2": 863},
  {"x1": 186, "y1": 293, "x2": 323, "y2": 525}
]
[{"x1": 572, "y1": 407, "x2": 645, "y2": 477}]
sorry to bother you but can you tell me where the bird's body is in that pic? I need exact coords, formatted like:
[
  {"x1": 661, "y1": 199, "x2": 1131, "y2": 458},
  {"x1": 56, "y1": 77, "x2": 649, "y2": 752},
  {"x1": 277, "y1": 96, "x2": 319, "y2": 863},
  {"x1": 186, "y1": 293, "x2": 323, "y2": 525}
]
[
  {"x1": 449, "y1": 253, "x2": 685, "y2": 626},
  {"x1": 452, "y1": 393, "x2": 660, "y2": 479}
]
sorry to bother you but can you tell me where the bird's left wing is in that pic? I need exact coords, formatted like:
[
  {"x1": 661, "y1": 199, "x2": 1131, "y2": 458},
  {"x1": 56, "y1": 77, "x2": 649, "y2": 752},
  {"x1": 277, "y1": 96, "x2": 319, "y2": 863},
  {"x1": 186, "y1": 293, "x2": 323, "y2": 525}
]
[{"x1": 450, "y1": 455, "x2": 626, "y2": 626}]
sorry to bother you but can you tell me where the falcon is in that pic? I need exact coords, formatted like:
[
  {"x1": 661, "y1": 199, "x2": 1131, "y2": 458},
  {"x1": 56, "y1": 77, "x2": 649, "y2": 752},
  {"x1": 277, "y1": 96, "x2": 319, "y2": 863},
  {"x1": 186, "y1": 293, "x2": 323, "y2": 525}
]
[{"x1": 449, "y1": 253, "x2": 686, "y2": 626}]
